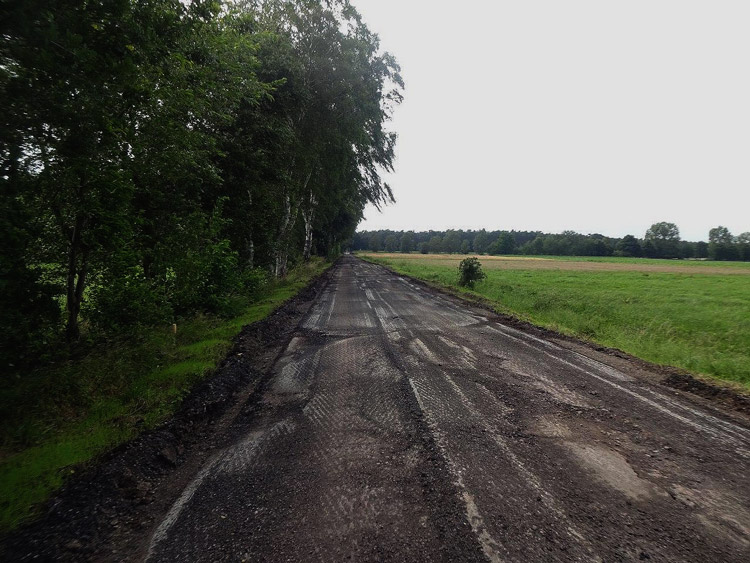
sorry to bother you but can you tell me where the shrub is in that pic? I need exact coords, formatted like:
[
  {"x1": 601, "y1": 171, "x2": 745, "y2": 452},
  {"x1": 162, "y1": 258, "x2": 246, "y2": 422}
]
[
  {"x1": 242, "y1": 268, "x2": 270, "y2": 299},
  {"x1": 457, "y1": 257, "x2": 486, "y2": 288},
  {"x1": 84, "y1": 264, "x2": 170, "y2": 334}
]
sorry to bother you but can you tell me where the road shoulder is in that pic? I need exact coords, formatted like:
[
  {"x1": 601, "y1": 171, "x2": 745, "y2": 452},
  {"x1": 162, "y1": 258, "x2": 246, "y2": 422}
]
[
  {"x1": 1, "y1": 262, "x2": 337, "y2": 562},
  {"x1": 360, "y1": 256, "x2": 750, "y2": 421}
]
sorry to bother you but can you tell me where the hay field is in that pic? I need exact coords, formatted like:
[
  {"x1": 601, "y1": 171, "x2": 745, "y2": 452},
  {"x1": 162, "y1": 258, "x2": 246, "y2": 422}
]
[{"x1": 361, "y1": 252, "x2": 750, "y2": 275}]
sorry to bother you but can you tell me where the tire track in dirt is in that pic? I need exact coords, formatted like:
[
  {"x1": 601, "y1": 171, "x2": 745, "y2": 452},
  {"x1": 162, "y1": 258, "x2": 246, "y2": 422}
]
[{"x1": 141, "y1": 256, "x2": 750, "y2": 561}]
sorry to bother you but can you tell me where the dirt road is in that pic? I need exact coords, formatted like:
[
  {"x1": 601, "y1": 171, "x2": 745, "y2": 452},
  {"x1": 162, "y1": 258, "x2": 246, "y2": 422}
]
[{"x1": 145, "y1": 256, "x2": 750, "y2": 562}]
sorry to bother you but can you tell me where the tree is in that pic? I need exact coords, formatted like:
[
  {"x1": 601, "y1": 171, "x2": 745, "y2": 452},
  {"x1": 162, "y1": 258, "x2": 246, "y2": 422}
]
[
  {"x1": 384, "y1": 234, "x2": 399, "y2": 252},
  {"x1": 695, "y1": 241, "x2": 709, "y2": 259},
  {"x1": 1, "y1": 0, "x2": 404, "y2": 368},
  {"x1": 495, "y1": 232, "x2": 517, "y2": 254},
  {"x1": 400, "y1": 232, "x2": 414, "y2": 253},
  {"x1": 473, "y1": 230, "x2": 491, "y2": 254},
  {"x1": 642, "y1": 239, "x2": 658, "y2": 258},
  {"x1": 645, "y1": 222, "x2": 680, "y2": 258},
  {"x1": 369, "y1": 232, "x2": 383, "y2": 252},
  {"x1": 615, "y1": 235, "x2": 642, "y2": 257},
  {"x1": 709, "y1": 226, "x2": 733, "y2": 244},
  {"x1": 520, "y1": 236, "x2": 545, "y2": 255},
  {"x1": 1, "y1": 0, "x2": 211, "y2": 340},
  {"x1": 646, "y1": 222, "x2": 680, "y2": 241},
  {"x1": 457, "y1": 257, "x2": 486, "y2": 288},
  {"x1": 708, "y1": 226, "x2": 738, "y2": 261},
  {"x1": 460, "y1": 240, "x2": 471, "y2": 254},
  {"x1": 442, "y1": 231, "x2": 462, "y2": 253},
  {"x1": 428, "y1": 235, "x2": 443, "y2": 254},
  {"x1": 737, "y1": 233, "x2": 750, "y2": 261},
  {"x1": 256, "y1": 0, "x2": 403, "y2": 273}
]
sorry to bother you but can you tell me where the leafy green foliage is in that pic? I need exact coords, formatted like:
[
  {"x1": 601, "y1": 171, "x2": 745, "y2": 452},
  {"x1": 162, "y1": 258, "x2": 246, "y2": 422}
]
[
  {"x1": 645, "y1": 221, "x2": 681, "y2": 258},
  {"x1": 615, "y1": 235, "x2": 642, "y2": 257},
  {"x1": 708, "y1": 226, "x2": 740, "y2": 261},
  {"x1": 488, "y1": 232, "x2": 517, "y2": 255},
  {"x1": 457, "y1": 257, "x2": 486, "y2": 288},
  {"x1": 1, "y1": 0, "x2": 401, "y2": 371}
]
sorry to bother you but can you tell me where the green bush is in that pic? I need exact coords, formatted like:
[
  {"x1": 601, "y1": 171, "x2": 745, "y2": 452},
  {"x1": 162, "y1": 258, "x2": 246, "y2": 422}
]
[
  {"x1": 0, "y1": 263, "x2": 61, "y2": 371},
  {"x1": 457, "y1": 257, "x2": 486, "y2": 288},
  {"x1": 327, "y1": 242, "x2": 342, "y2": 261},
  {"x1": 242, "y1": 267, "x2": 270, "y2": 299},
  {"x1": 153, "y1": 204, "x2": 244, "y2": 315},
  {"x1": 84, "y1": 264, "x2": 170, "y2": 334}
]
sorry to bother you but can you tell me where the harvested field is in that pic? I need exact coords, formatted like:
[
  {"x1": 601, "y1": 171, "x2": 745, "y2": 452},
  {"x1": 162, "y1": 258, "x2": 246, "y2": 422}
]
[{"x1": 362, "y1": 253, "x2": 750, "y2": 275}]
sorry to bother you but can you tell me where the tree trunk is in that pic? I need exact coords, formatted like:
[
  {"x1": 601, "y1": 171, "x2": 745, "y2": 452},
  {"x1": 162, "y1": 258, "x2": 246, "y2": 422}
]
[
  {"x1": 246, "y1": 190, "x2": 254, "y2": 269},
  {"x1": 274, "y1": 169, "x2": 311, "y2": 277},
  {"x1": 302, "y1": 211, "x2": 313, "y2": 262},
  {"x1": 274, "y1": 193, "x2": 299, "y2": 278},
  {"x1": 302, "y1": 192, "x2": 317, "y2": 262},
  {"x1": 65, "y1": 216, "x2": 89, "y2": 343},
  {"x1": 246, "y1": 237, "x2": 254, "y2": 269}
]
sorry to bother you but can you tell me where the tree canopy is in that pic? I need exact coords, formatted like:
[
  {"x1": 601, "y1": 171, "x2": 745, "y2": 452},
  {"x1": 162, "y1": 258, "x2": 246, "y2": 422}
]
[
  {"x1": 353, "y1": 225, "x2": 747, "y2": 262},
  {"x1": 1, "y1": 0, "x2": 402, "y2": 369}
]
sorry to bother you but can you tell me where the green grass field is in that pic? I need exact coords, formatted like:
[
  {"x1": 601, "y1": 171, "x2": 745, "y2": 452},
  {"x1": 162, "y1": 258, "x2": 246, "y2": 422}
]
[
  {"x1": 361, "y1": 253, "x2": 750, "y2": 390},
  {"x1": 0, "y1": 259, "x2": 329, "y2": 535}
]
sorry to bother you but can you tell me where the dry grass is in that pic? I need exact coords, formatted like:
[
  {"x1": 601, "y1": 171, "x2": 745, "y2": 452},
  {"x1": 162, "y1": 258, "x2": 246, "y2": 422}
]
[{"x1": 359, "y1": 253, "x2": 750, "y2": 275}]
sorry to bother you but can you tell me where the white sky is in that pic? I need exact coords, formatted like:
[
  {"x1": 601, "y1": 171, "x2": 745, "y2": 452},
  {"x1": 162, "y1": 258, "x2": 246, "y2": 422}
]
[{"x1": 354, "y1": 0, "x2": 750, "y2": 242}]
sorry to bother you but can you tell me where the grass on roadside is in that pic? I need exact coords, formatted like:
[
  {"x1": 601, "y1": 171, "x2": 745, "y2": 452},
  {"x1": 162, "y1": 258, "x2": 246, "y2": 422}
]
[
  {"x1": 0, "y1": 258, "x2": 329, "y2": 535},
  {"x1": 362, "y1": 254, "x2": 750, "y2": 391}
]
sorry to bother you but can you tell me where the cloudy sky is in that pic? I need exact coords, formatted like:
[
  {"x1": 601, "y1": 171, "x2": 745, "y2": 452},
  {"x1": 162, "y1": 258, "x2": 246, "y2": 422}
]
[{"x1": 353, "y1": 0, "x2": 749, "y2": 242}]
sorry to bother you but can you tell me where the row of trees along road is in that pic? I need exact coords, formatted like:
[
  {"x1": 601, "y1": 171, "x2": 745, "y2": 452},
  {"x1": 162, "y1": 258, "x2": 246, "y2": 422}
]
[
  {"x1": 1, "y1": 0, "x2": 402, "y2": 370},
  {"x1": 353, "y1": 222, "x2": 750, "y2": 261}
]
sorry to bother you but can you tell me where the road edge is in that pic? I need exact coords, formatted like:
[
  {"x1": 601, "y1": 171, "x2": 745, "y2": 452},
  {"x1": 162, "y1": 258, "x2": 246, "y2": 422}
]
[
  {"x1": 360, "y1": 255, "x2": 750, "y2": 419},
  {"x1": 1, "y1": 260, "x2": 339, "y2": 561}
]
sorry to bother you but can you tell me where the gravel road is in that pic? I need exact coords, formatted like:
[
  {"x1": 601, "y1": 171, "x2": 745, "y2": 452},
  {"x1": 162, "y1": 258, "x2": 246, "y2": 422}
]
[{"x1": 145, "y1": 256, "x2": 750, "y2": 562}]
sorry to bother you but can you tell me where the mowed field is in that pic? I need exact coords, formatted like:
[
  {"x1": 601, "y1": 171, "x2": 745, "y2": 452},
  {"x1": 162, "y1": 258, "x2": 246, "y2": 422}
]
[{"x1": 360, "y1": 253, "x2": 750, "y2": 389}]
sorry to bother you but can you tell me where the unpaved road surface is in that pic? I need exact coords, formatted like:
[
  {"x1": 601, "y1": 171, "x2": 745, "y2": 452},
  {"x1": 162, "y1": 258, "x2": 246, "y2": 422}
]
[{"x1": 143, "y1": 256, "x2": 750, "y2": 562}]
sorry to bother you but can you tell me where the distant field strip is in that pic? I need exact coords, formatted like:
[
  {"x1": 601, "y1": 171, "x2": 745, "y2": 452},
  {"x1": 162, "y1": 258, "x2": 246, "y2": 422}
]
[
  {"x1": 367, "y1": 253, "x2": 750, "y2": 275},
  {"x1": 360, "y1": 253, "x2": 750, "y2": 389}
]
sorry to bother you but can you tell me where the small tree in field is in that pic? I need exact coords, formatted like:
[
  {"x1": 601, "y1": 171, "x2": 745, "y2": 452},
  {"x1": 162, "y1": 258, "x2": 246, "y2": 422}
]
[{"x1": 458, "y1": 257, "x2": 486, "y2": 288}]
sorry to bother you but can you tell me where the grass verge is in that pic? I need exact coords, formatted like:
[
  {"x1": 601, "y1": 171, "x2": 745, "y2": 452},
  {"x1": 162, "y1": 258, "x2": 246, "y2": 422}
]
[
  {"x1": 362, "y1": 254, "x2": 750, "y2": 391},
  {"x1": 0, "y1": 258, "x2": 329, "y2": 535}
]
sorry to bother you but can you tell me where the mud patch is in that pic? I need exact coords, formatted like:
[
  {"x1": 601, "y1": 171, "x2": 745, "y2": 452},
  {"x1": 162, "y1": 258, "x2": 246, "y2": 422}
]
[
  {"x1": 566, "y1": 443, "x2": 661, "y2": 501},
  {"x1": 533, "y1": 417, "x2": 572, "y2": 439}
]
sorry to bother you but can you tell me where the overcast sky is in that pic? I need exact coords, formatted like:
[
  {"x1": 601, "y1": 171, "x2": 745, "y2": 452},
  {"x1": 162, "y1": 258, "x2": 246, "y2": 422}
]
[{"x1": 353, "y1": 0, "x2": 749, "y2": 242}]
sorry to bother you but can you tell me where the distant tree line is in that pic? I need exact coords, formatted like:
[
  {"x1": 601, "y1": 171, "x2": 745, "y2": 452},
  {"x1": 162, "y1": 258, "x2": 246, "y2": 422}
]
[
  {"x1": 1, "y1": 0, "x2": 401, "y2": 370},
  {"x1": 353, "y1": 222, "x2": 750, "y2": 261}
]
